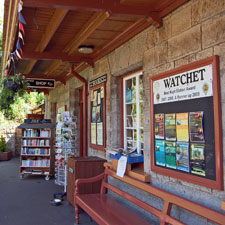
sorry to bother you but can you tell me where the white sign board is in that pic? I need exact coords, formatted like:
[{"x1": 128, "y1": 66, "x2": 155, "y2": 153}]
[{"x1": 153, "y1": 65, "x2": 213, "y2": 104}]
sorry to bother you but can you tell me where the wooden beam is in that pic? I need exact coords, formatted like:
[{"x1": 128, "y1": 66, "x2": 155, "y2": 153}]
[
  {"x1": 65, "y1": 11, "x2": 110, "y2": 54},
  {"x1": 23, "y1": 51, "x2": 94, "y2": 65},
  {"x1": 159, "y1": 0, "x2": 190, "y2": 17},
  {"x1": 45, "y1": 11, "x2": 109, "y2": 75},
  {"x1": 1, "y1": 0, "x2": 19, "y2": 77},
  {"x1": 23, "y1": 0, "x2": 157, "y2": 16},
  {"x1": 23, "y1": 9, "x2": 68, "y2": 74},
  {"x1": 93, "y1": 18, "x2": 152, "y2": 61}
]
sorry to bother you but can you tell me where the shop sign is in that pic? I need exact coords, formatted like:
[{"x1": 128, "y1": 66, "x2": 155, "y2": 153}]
[
  {"x1": 153, "y1": 65, "x2": 213, "y2": 104},
  {"x1": 89, "y1": 74, "x2": 107, "y2": 88},
  {"x1": 26, "y1": 78, "x2": 55, "y2": 89}
]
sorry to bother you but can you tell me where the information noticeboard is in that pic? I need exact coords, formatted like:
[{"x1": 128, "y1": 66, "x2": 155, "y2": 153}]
[
  {"x1": 89, "y1": 75, "x2": 106, "y2": 151},
  {"x1": 150, "y1": 56, "x2": 223, "y2": 190}
]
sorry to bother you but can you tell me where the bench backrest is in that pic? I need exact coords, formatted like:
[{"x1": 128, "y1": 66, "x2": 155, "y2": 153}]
[{"x1": 101, "y1": 168, "x2": 225, "y2": 225}]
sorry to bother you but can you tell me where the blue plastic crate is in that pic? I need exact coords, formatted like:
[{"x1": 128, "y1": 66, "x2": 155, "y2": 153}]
[{"x1": 109, "y1": 153, "x2": 144, "y2": 164}]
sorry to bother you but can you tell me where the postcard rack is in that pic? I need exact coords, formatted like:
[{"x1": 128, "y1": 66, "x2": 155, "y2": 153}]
[{"x1": 54, "y1": 111, "x2": 77, "y2": 194}]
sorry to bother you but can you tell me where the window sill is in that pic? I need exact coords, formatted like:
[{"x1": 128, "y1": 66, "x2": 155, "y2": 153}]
[{"x1": 105, "y1": 159, "x2": 151, "y2": 183}]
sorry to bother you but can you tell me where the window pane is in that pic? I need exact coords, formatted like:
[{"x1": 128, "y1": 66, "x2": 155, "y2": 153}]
[
  {"x1": 140, "y1": 128, "x2": 144, "y2": 150},
  {"x1": 126, "y1": 129, "x2": 137, "y2": 149},
  {"x1": 140, "y1": 102, "x2": 144, "y2": 128},
  {"x1": 126, "y1": 78, "x2": 136, "y2": 103},
  {"x1": 139, "y1": 75, "x2": 144, "y2": 101}
]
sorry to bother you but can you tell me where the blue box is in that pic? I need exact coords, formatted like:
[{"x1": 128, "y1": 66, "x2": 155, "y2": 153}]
[{"x1": 109, "y1": 152, "x2": 144, "y2": 164}]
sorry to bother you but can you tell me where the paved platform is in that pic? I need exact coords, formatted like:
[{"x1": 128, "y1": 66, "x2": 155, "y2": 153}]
[{"x1": 0, "y1": 157, "x2": 98, "y2": 225}]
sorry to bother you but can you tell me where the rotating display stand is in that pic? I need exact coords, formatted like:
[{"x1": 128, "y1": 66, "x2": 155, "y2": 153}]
[{"x1": 54, "y1": 111, "x2": 77, "y2": 200}]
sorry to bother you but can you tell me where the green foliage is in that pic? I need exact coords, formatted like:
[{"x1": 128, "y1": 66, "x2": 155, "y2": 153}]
[
  {"x1": 0, "y1": 74, "x2": 27, "y2": 119},
  {"x1": 0, "y1": 136, "x2": 8, "y2": 152}
]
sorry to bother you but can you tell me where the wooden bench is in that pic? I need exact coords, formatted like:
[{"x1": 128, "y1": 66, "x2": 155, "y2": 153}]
[{"x1": 74, "y1": 167, "x2": 225, "y2": 225}]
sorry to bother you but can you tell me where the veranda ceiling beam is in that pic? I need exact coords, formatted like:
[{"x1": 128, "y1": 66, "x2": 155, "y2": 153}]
[
  {"x1": 44, "y1": 11, "x2": 109, "y2": 75},
  {"x1": 23, "y1": 9, "x2": 68, "y2": 74},
  {"x1": 23, "y1": 51, "x2": 94, "y2": 66},
  {"x1": 23, "y1": 0, "x2": 158, "y2": 16}
]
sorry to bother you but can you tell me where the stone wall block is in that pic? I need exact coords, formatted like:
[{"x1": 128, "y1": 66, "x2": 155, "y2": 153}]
[
  {"x1": 146, "y1": 26, "x2": 158, "y2": 49},
  {"x1": 158, "y1": 16, "x2": 172, "y2": 43},
  {"x1": 192, "y1": 0, "x2": 225, "y2": 25},
  {"x1": 144, "y1": 42, "x2": 168, "y2": 70},
  {"x1": 129, "y1": 31, "x2": 147, "y2": 66},
  {"x1": 171, "y1": 5, "x2": 191, "y2": 36},
  {"x1": 202, "y1": 15, "x2": 225, "y2": 49},
  {"x1": 146, "y1": 62, "x2": 174, "y2": 78},
  {"x1": 168, "y1": 25, "x2": 201, "y2": 60}
]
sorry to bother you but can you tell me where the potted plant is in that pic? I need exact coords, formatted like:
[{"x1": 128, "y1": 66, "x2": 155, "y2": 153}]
[{"x1": 0, "y1": 136, "x2": 12, "y2": 161}]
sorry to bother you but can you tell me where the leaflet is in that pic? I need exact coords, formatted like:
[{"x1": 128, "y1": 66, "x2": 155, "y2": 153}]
[
  {"x1": 176, "y1": 113, "x2": 189, "y2": 142},
  {"x1": 176, "y1": 142, "x2": 189, "y2": 172},
  {"x1": 190, "y1": 143, "x2": 205, "y2": 176},
  {"x1": 189, "y1": 112, "x2": 204, "y2": 142},
  {"x1": 155, "y1": 114, "x2": 164, "y2": 139},
  {"x1": 165, "y1": 113, "x2": 176, "y2": 141},
  {"x1": 165, "y1": 141, "x2": 176, "y2": 169},
  {"x1": 155, "y1": 140, "x2": 165, "y2": 166}
]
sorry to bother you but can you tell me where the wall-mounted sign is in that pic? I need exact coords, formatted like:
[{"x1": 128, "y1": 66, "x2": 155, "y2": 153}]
[
  {"x1": 26, "y1": 78, "x2": 55, "y2": 89},
  {"x1": 89, "y1": 74, "x2": 107, "y2": 88},
  {"x1": 150, "y1": 56, "x2": 223, "y2": 190},
  {"x1": 153, "y1": 65, "x2": 213, "y2": 104}
]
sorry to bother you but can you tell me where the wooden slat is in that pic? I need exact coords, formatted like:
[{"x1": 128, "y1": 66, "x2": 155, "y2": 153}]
[
  {"x1": 23, "y1": 0, "x2": 157, "y2": 16},
  {"x1": 45, "y1": 11, "x2": 109, "y2": 75},
  {"x1": 106, "y1": 168, "x2": 225, "y2": 225},
  {"x1": 24, "y1": 9, "x2": 68, "y2": 74}
]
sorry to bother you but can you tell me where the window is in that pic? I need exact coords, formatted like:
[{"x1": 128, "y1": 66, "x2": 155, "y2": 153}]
[{"x1": 123, "y1": 71, "x2": 144, "y2": 154}]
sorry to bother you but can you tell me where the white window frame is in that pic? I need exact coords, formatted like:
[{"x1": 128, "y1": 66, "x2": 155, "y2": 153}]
[{"x1": 123, "y1": 71, "x2": 144, "y2": 154}]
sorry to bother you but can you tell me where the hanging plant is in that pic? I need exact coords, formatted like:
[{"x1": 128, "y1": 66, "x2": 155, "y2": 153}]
[{"x1": 0, "y1": 74, "x2": 27, "y2": 118}]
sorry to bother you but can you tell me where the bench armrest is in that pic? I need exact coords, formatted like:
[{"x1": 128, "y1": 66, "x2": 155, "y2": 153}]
[{"x1": 75, "y1": 172, "x2": 105, "y2": 194}]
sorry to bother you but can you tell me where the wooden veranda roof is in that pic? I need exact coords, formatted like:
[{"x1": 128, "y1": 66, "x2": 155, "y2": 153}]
[{"x1": 2, "y1": 0, "x2": 189, "y2": 86}]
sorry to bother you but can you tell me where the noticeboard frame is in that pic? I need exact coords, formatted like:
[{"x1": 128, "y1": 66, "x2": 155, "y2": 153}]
[
  {"x1": 149, "y1": 55, "x2": 223, "y2": 190},
  {"x1": 89, "y1": 82, "x2": 106, "y2": 151}
]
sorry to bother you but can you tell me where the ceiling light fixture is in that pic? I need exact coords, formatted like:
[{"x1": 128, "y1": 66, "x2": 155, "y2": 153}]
[{"x1": 78, "y1": 45, "x2": 94, "y2": 54}]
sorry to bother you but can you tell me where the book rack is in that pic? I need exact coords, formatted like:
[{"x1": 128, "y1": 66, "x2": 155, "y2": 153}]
[{"x1": 18, "y1": 123, "x2": 54, "y2": 180}]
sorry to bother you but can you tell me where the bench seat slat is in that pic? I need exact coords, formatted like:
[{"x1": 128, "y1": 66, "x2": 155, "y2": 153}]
[{"x1": 76, "y1": 194, "x2": 152, "y2": 225}]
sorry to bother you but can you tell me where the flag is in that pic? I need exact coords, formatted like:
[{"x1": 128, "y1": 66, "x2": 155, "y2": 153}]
[
  {"x1": 18, "y1": 2, "x2": 22, "y2": 12},
  {"x1": 19, "y1": 12, "x2": 26, "y2": 24},
  {"x1": 16, "y1": 40, "x2": 21, "y2": 50},
  {"x1": 18, "y1": 31, "x2": 24, "y2": 44},
  {"x1": 15, "y1": 49, "x2": 22, "y2": 59},
  {"x1": 19, "y1": 22, "x2": 24, "y2": 34}
]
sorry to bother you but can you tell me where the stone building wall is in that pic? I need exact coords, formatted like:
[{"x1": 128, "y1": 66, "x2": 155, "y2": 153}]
[
  {"x1": 0, "y1": 122, "x2": 21, "y2": 156},
  {"x1": 46, "y1": 0, "x2": 225, "y2": 222}
]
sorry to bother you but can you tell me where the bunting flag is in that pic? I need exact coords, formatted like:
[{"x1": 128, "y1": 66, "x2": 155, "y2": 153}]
[
  {"x1": 18, "y1": 2, "x2": 23, "y2": 12},
  {"x1": 6, "y1": 0, "x2": 25, "y2": 75},
  {"x1": 19, "y1": 22, "x2": 24, "y2": 34},
  {"x1": 19, "y1": 12, "x2": 26, "y2": 24},
  {"x1": 15, "y1": 49, "x2": 22, "y2": 59},
  {"x1": 5, "y1": 65, "x2": 9, "y2": 76},
  {"x1": 18, "y1": 31, "x2": 24, "y2": 44}
]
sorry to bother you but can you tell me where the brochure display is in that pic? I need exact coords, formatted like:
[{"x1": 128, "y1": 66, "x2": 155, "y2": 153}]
[
  {"x1": 89, "y1": 76, "x2": 106, "y2": 151},
  {"x1": 54, "y1": 111, "x2": 77, "y2": 194},
  {"x1": 150, "y1": 56, "x2": 223, "y2": 190}
]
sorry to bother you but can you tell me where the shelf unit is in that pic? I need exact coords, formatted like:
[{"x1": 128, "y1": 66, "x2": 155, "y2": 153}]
[{"x1": 18, "y1": 123, "x2": 54, "y2": 180}]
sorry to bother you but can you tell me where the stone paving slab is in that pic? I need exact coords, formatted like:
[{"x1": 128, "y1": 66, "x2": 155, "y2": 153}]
[{"x1": 0, "y1": 157, "x2": 98, "y2": 225}]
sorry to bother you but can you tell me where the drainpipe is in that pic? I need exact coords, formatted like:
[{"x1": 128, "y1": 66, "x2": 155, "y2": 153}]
[{"x1": 70, "y1": 64, "x2": 88, "y2": 157}]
